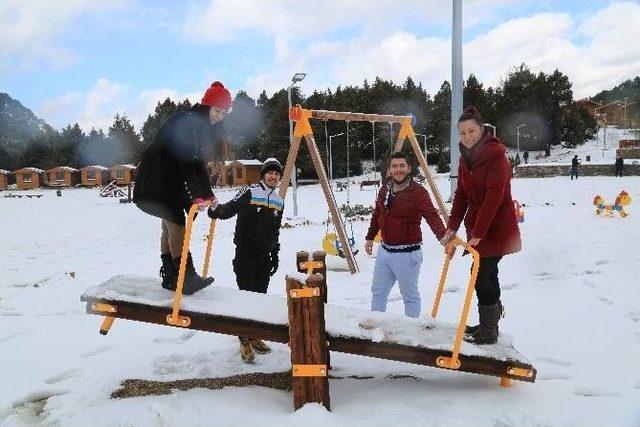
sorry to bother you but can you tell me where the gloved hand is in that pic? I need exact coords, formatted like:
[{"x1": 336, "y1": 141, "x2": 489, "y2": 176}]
[
  {"x1": 194, "y1": 196, "x2": 217, "y2": 212},
  {"x1": 269, "y1": 252, "x2": 279, "y2": 276}
]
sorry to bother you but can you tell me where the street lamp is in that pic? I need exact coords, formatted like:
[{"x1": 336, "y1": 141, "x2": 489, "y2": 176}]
[
  {"x1": 516, "y1": 123, "x2": 526, "y2": 155},
  {"x1": 484, "y1": 123, "x2": 496, "y2": 136},
  {"x1": 415, "y1": 133, "x2": 427, "y2": 160},
  {"x1": 287, "y1": 72, "x2": 306, "y2": 216},
  {"x1": 328, "y1": 132, "x2": 344, "y2": 182}
]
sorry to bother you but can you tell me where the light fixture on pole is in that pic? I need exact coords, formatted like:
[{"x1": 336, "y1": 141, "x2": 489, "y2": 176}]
[
  {"x1": 484, "y1": 123, "x2": 496, "y2": 136},
  {"x1": 328, "y1": 132, "x2": 344, "y2": 182},
  {"x1": 287, "y1": 72, "x2": 306, "y2": 216},
  {"x1": 516, "y1": 123, "x2": 526, "y2": 155},
  {"x1": 415, "y1": 133, "x2": 428, "y2": 160}
]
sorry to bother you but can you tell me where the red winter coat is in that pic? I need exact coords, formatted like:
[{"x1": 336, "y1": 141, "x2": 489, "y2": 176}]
[
  {"x1": 366, "y1": 179, "x2": 446, "y2": 245},
  {"x1": 447, "y1": 132, "x2": 522, "y2": 257}
]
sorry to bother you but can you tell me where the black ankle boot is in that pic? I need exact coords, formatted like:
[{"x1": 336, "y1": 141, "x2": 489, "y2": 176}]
[
  {"x1": 160, "y1": 254, "x2": 177, "y2": 291},
  {"x1": 465, "y1": 301, "x2": 503, "y2": 335},
  {"x1": 172, "y1": 252, "x2": 214, "y2": 295},
  {"x1": 464, "y1": 302, "x2": 502, "y2": 345}
]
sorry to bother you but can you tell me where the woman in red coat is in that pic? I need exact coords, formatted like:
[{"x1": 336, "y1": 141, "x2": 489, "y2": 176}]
[{"x1": 441, "y1": 106, "x2": 522, "y2": 345}]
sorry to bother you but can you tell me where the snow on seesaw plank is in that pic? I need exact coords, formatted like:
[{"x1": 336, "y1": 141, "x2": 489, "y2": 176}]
[{"x1": 0, "y1": 176, "x2": 638, "y2": 427}]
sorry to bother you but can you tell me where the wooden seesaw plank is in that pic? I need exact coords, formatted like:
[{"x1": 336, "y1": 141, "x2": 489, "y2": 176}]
[{"x1": 81, "y1": 275, "x2": 536, "y2": 383}]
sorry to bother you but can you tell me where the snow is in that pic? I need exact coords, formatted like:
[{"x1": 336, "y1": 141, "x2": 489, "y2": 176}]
[
  {"x1": 81, "y1": 165, "x2": 109, "y2": 171},
  {"x1": 47, "y1": 166, "x2": 78, "y2": 172},
  {"x1": 16, "y1": 167, "x2": 44, "y2": 173},
  {"x1": 235, "y1": 159, "x2": 263, "y2": 166},
  {"x1": 508, "y1": 127, "x2": 640, "y2": 165},
  {"x1": 0, "y1": 169, "x2": 10, "y2": 174},
  {"x1": 1, "y1": 174, "x2": 639, "y2": 426},
  {"x1": 81, "y1": 275, "x2": 529, "y2": 361},
  {"x1": 115, "y1": 164, "x2": 137, "y2": 170}
]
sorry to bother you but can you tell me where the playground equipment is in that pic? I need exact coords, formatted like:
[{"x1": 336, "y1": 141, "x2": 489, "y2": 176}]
[
  {"x1": 320, "y1": 119, "x2": 359, "y2": 261},
  {"x1": 283, "y1": 106, "x2": 449, "y2": 273},
  {"x1": 82, "y1": 245, "x2": 536, "y2": 411},
  {"x1": 593, "y1": 191, "x2": 632, "y2": 217},
  {"x1": 513, "y1": 200, "x2": 525, "y2": 223}
]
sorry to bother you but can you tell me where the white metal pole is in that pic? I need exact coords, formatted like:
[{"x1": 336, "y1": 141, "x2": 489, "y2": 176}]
[
  {"x1": 287, "y1": 84, "x2": 298, "y2": 216},
  {"x1": 449, "y1": 0, "x2": 463, "y2": 200}
]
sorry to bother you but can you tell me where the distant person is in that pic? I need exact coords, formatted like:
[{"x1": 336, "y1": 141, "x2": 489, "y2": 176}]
[
  {"x1": 440, "y1": 106, "x2": 522, "y2": 345},
  {"x1": 571, "y1": 155, "x2": 580, "y2": 180},
  {"x1": 523, "y1": 150, "x2": 529, "y2": 164},
  {"x1": 615, "y1": 157, "x2": 624, "y2": 177},
  {"x1": 134, "y1": 81, "x2": 231, "y2": 295}
]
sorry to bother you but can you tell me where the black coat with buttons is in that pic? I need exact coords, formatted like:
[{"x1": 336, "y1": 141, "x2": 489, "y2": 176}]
[{"x1": 133, "y1": 108, "x2": 224, "y2": 225}]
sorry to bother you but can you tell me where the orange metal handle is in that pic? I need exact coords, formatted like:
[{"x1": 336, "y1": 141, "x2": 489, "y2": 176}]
[
  {"x1": 169, "y1": 201, "x2": 216, "y2": 326},
  {"x1": 430, "y1": 237, "x2": 480, "y2": 370}
]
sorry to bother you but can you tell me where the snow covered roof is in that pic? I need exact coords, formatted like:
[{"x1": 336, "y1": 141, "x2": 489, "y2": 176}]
[
  {"x1": 82, "y1": 165, "x2": 110, "y2": 171},
  {"x1": 113, "y1": 164, "x2": 137, "y2": 170},
  {"x1": 48, "y1": 166, "x2": 78, "y2": 172},
  {"x1": 16, "y1": 167, "x2": 45, "y2": 173},
  {"x1": 0, "y1": 169, "x2": 10, "y2": 174},
  {"x1": 234, "y1": 159, "x2": 263, "y2": 166}
]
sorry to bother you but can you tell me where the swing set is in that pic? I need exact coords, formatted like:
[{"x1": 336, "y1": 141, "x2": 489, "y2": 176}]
[{"x1": 281, "y1": 106, "x2": 450, "y2": 274}]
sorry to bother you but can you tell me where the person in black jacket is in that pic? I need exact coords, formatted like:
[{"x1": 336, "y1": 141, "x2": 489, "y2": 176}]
[
  {"x1": 571, "y1": 155, "x2": 580, "y2": 180},
  {"x1": 208, "y1": 158, "x2": 284, "y2": 362},
  {"x1": 134, "y1": 81, "x2": 231, "y2": 295},
  {"x1": 615, "y1": 156, "x2": 624, "y2": 177}
]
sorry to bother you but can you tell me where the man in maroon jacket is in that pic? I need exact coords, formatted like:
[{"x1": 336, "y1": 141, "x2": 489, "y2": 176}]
[{"x1": 365, "y1": 152, "x2": 448, "y2": 318}]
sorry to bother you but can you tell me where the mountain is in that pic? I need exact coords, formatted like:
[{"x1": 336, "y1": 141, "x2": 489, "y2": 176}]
[
  {"x1": 0, "y1": 93, "x2": 56, "y2": 170},
  {"x1": 592, "y1": 76, "x2": 640, "y2": 104}
]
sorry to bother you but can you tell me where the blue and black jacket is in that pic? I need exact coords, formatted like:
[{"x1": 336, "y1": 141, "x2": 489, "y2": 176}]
[{"x1": 210, "y1": 181, "x2": 283, "y2": 256}]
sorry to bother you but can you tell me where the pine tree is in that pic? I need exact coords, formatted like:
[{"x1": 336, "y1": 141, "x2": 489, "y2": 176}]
[{"x1": 107, "y1": 114, "x2": 140, "y2": 164}]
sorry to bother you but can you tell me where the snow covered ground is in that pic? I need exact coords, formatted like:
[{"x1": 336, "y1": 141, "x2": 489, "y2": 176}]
[
  {"x1": 507, "y1": 127, "x2": 640, "y2": 165},
  {"x1": 1, "y1": 174, "x2": 639, "y2": 426}
]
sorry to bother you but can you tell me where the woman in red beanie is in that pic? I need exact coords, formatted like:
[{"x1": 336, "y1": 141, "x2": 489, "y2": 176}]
[
  {"x1": 441, "y1": 106, "x2": 522, "y2": 345},
  {"x1": 134, "y1": 81, "x2": 232, "y2": 295}
]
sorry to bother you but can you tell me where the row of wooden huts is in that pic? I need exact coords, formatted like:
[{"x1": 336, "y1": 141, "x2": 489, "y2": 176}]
[
  {"x1": 0, "y1": 164, "x2": 137, "y2": 190},
  {"x1": 1, "y1": 159, "x2": 269, "y2": 191}
]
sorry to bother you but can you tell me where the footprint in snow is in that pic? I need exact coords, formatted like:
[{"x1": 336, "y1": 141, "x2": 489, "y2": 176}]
[
  {"x1": 44, "y1": 368, "x2": 82, "y2": 384},
  {"x1": 444, "y1": 286, "x2": 460, "y2": 293},
  {"x1": 502, "y1": 283, "x2": 519, "y2": 291},
  {"x1": 536, "y1": 356, "x2": 572, "y2": 367},
  {"x1": 594, "y1": 259, "x2": 611, "y2": 266},
  {"x1": 153, "y1": 331, "x2": 196, "y2": 344},
  {"x1": 572, "y1": 386, "x2": 619, "y2": 397},
  {"x1": 80, "y1": 346, "x2": 112, "y2": 358},
  {"x1": 538, "y1": 372, "x2": 571, "y2": 381},
  {"x1": 596, "y1": 295, "x2": 613, "y2": 305}
]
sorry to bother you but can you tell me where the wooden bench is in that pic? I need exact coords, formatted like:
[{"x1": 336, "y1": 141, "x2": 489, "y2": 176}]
[{"x1": 359, "y1": 180, "x2": 380, "y2": 190}]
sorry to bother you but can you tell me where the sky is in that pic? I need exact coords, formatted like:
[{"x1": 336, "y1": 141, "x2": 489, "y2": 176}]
[{"x1": 1, "y1": 0, "x2": 639, "y2": 133}]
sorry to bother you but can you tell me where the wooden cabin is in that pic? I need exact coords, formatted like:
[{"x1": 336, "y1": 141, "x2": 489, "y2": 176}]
[
  {"x1": 14, "y1": 167, "x2": 45, "y2": 190},
  {"x1": 80, "y1": 165, "x2": 111, "y2": 187},
  {"x1": 46, "y1": 166, "x2": 79, "y2": 188},
  {"x1": 111, "y1": 164, "x2": 137, "y2": 185},
  {"x1": 0, "y1": 169, "x2": 10, "y2": 190},
  {"x1": 221, "y1": 160, "x2": 263, "y2": 187}
]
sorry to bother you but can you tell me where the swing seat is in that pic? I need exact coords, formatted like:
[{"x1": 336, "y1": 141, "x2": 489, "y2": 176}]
[{"x1": 322, "y1": 232, "x2": 359, "y2": 258}]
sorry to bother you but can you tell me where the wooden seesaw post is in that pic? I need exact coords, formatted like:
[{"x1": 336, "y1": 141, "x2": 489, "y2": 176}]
[{"x1": 286, "y1": 272, "x2": 330, "y2": 411}]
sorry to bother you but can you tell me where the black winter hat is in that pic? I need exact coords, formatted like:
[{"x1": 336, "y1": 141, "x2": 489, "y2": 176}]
[{"x1": 261, "y1": 158, "x2": 283, "y2": 177}]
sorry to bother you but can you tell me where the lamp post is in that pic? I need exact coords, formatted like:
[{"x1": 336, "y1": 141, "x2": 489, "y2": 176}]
[
  {"x1": 328, "y1": 132, "x2": 344, "y2": 181},
  {"x1": 287, "y1": 72, "x2": 306, "y2": 216},
  {"x1": 415, "y1": 133, "x2": 428, "y2": 160},
  {"x1": 484, "y1": 123, "x2": 496, "y2": 136},
  {"x1": 516, "y1": 123, "x2": 526, "y2": 155}
]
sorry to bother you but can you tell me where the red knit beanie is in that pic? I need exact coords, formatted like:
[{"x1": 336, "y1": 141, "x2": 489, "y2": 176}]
[{"x1": 201, "y1": 81, "x2": 232, "y2": 112}]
